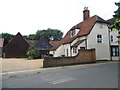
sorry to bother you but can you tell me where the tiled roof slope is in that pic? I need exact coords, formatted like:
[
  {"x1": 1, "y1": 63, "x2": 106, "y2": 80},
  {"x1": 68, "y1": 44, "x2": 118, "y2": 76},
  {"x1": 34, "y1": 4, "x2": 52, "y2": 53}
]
[
  {"x1": 26, "y1": 40, "x2": 38, "y2": 46},
  {"x1": 0, "y1": 39, "x2": 4, "y2": 47},
  {"x1": 49, "y1": 41, "x2": 62, "y2": 50},
  {"x1": 61, "y1": 15, "x2": 108, "y2": 44},
  {"x1": 35, "y1": 37, "x2": 52, "y2": 50},
  {"x1": 107, "y1": 18, "x2": 115, "y2": 25},
  {"x1": 50, "y1": 15, "x2": 109, "y2": 50}
]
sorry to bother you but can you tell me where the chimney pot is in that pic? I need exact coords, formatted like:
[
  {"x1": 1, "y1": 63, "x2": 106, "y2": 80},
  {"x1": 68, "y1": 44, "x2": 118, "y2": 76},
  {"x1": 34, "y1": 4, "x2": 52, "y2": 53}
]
[{"x1": 83, "y1": 7, "x2": 90, "y2": 20}]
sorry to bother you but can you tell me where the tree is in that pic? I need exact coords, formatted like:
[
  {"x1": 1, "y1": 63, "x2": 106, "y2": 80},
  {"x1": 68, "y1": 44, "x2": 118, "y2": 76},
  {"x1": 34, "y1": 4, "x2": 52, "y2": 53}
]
[
  {"x1": 112, "y1": 2, "x2": 120, "y2": 30},
  {"x1": 27, "y1": 46, "x2": 40, "y2": 59},
  {"x1": 28, "y1": 34, "x2": 36, "y2": 40},
  {"x1": 23, "y1": 34, "x2": 36, "y2": 40},
  {"x1": 35, "y1": 28, "x2": 63, "y2": 41},
  {"x1": 112, "y1": 2, "x2": 120, "y2": 43},
  {"x1": 1, "y1": 33, "x2": 14, "y2": 46}
]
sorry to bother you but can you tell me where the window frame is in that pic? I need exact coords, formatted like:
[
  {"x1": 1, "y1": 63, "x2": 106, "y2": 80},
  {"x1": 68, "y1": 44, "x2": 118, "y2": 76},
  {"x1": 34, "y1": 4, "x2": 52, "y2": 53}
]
[
  {"x1": 73, "y1": 47, "x2": 77, "y2": 53},
  {"x1": 111, "y1": 46, "x2": 119, "y2": 56},
  {"x1": 97, "y1": 34, "x2": 103, "y2": 43},
  {"x1": 71, "y1": 29, "x2": 76, "y2": 36},
  {"x1": 110, "y1": 35, "x2": 114, "y2": 42}
]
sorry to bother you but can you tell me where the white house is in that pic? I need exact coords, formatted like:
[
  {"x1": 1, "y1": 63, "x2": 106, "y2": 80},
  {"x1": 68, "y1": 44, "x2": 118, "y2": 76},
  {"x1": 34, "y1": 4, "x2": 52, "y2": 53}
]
[
  {"x1": 50, "y1": 7, "x2": 119, "y2": 60},
  {"x1": 107, "y1": 18, "x2": 119, "y2": 60}
]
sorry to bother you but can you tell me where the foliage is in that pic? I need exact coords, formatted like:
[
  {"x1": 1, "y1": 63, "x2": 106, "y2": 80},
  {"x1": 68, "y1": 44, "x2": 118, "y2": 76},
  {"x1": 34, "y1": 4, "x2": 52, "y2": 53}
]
[
  {"x1": 112, "y1": 2, "x2": 120, "y2": 31},
  {"x1": 28, "y1": 34, "x2": 36, "y2": 40},
  {"x1": 111, "y1": 2, "x2": 120, "y2": 43},
  {"x1": 1, "y1": 33, "x2": 14, "y2": 46},
  {"x1": 1, "y1": 28, "x2": 63, "y2": 44},
  {"x1": 27, "y1": 46, "x2": 40, "y2": 59},
  {"x1": 23, "y1": 28, "x2": 63, "y2": 41},
  {"x1": 23, "y1": 34, "x2": 36, "y2": 40},
  {"x1": 35, "y1": 28, "x2": 63, "y2": 41}
]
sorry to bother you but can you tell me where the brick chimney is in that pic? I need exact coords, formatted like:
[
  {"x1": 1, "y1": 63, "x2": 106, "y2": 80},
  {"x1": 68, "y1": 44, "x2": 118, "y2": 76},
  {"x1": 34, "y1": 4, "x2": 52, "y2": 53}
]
[{"x1": 83, "y1": 7, "x2": 90, "y2": 20}]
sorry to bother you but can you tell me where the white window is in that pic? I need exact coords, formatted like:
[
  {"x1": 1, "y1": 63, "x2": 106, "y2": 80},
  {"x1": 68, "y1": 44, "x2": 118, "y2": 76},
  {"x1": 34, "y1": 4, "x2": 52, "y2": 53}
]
[
  {"x1": 110, "y1": 35, "x2": 114, "y2": 42},
  {"x1": 71, "y1": 28, "x2": 80, "y2": 37},
  {"x1": 99, "y1": 23, "x2": 103, "y2": 28},
  {"x1": 97, "y1": 34, "x2": 103, "y2": 43},
  {"x1": 71, "y1": 29, "x2": 76, "y2": 36},
  {"x1": 73, "y1": 47, "x2": 77, "y2": 53}
]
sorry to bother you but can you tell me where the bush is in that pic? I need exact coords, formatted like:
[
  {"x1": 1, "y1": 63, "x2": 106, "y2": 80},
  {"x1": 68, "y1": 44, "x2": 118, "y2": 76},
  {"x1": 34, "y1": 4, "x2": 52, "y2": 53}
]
[{"x1": 27, "y1": 46, "x2": 40, "y2": 59}]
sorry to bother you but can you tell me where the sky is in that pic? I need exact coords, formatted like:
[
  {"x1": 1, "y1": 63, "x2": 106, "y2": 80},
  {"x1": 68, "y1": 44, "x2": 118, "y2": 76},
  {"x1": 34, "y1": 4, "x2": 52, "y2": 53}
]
[{"x1": 0, "y1": 0, "x2": 119, "y2": 36}]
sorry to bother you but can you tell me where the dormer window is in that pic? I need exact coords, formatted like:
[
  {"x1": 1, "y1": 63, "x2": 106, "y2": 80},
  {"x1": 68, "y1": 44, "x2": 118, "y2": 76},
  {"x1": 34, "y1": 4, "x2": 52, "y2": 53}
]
[
  {"x1": 71, "y1": 28, "x2": 80, "y2": 37},
  {"x1": 71, "y1": 29, "x2": 76, "y2": 36}
]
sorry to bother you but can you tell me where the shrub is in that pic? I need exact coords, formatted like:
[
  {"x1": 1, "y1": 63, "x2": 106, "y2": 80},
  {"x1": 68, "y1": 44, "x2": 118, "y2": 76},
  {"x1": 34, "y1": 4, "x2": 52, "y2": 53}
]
[{"x1": 27, "y1": 46, "x2": 40, "y2": 59}]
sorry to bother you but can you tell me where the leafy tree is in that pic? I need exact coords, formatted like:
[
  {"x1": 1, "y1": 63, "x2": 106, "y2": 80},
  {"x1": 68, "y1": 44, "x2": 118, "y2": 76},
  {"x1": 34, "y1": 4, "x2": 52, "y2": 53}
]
[
  {"x1": 28, "y1": 34, "x2": 36, "y2": 40},
  {"x1": 112, "y1": 2, "x2": 120, "y2": 43},
  {"x1": 35, "y1": 28, "x2": 63, "y2": 41},
  {"x1": 1, "y1": 28, "x2": 63, "y2": 46},
  {"x1": 23, "y1": 34, "x2": 36, "y2": 40},
  {"x1": 1, "y1": 33, "x2": 14, "y2": 46},
  {"x1": 23, "y1": 35, "x2": 28, "y2": 39},
  {"x1": 22, "y1": 28, "x2": 63, "y2": 41},
  {"x1": 27, "y1": 46, "x2": 40, "y2": 59}
]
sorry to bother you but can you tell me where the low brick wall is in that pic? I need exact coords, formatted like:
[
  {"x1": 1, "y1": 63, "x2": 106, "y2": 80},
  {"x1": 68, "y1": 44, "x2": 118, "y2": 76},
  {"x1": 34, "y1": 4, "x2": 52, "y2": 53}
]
[{"x1": 43, "y1": 49, "x2": 96, "y2": 67}]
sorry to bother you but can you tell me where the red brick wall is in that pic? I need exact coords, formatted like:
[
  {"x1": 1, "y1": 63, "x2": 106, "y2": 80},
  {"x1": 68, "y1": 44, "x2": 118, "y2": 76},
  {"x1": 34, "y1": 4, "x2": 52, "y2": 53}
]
[{"x1": 43, "y1": 49, "x2": 96, "y2": 67}]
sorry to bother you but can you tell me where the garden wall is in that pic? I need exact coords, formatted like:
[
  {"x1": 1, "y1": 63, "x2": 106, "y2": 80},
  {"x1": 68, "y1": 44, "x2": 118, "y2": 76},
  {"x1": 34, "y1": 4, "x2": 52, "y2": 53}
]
[{"x1": 43, "y1": 49, "x2": 96, "y2": 67}]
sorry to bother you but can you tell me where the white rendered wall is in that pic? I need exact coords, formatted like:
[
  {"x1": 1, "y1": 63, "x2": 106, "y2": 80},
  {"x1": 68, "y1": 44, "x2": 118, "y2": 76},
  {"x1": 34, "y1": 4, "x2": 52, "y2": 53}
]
[
  {"x1": 87, "y1": 22, "x2": 111, "y2": 60},
  {"x1": 71, "y1": 41, "x2": 86, "y2": 56},
  {"x1": 110, "y1": 30, "x2": 119, "y2": 45},
  {"x1": 63, "y1": 44, "x2": 71, "y2": 57},
  {"x1": 112, "y1": 57, "x2": 119, "y2": 60},
  {"x1": 110, "y1": 30, "x2": 119, "y2": 60},
  {"x1": 53, "y1": 45, "x2": 64, "y2": 57}
]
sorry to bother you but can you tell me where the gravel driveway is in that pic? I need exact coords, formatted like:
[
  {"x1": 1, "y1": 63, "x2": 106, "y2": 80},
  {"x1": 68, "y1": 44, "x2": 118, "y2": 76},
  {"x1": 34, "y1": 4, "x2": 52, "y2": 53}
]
[{"x1": 1, "y1": 58, "x2": 44, "y2": 71}]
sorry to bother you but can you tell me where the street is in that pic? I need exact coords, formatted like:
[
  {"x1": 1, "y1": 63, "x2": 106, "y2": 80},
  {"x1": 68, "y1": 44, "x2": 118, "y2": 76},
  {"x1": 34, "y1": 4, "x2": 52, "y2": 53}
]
[{"x1": 2, "y1": 62, "x2": 119, "y2": 88}]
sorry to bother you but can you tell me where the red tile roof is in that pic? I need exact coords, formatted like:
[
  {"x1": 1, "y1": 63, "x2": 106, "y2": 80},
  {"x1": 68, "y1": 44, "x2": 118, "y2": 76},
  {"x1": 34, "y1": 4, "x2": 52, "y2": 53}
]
[
  {"x1": 61, "y1": 15, "x2": 108, "y2": 44},
  {"x1": 49, "y1": 41, "x2": 62, "y2": 50},
  {"x1": 49, "y1": 15, "x2": 109, "y2": 50},
  {"x1": 71, "y1": 39, "x2": 85, "y2": 47},
  {"x1": 0, "y1": 39, "x2": 4, "y2": 47}
]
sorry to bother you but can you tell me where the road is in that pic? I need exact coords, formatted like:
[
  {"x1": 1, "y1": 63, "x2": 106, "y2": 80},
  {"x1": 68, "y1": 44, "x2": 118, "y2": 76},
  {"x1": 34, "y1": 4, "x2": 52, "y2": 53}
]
[{"x1": 2, "y1": 62, "x2": 119, "y2": 88}]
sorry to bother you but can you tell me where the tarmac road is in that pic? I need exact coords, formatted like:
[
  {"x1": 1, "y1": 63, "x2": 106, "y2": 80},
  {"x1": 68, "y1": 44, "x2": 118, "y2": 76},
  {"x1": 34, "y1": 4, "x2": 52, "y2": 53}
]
[{"x1": 2, "y1": 61, "x2": 119, "y2": 88}]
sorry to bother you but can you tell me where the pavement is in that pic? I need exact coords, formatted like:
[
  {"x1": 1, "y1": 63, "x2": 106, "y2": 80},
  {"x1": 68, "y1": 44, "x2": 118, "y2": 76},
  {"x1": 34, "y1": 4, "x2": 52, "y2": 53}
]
[
  {"x1": 2, "y1": 61, "x2": 119, "y2": 88},
  {"x1": 1, "y1": 60, "x2": 118, "y2": 75},
  {"x1": 1, "y1": 58, "x2": 44, "y2": 72},
  {"x1": 1, "y1": 58, "x2": 119, "y2": 73}
]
